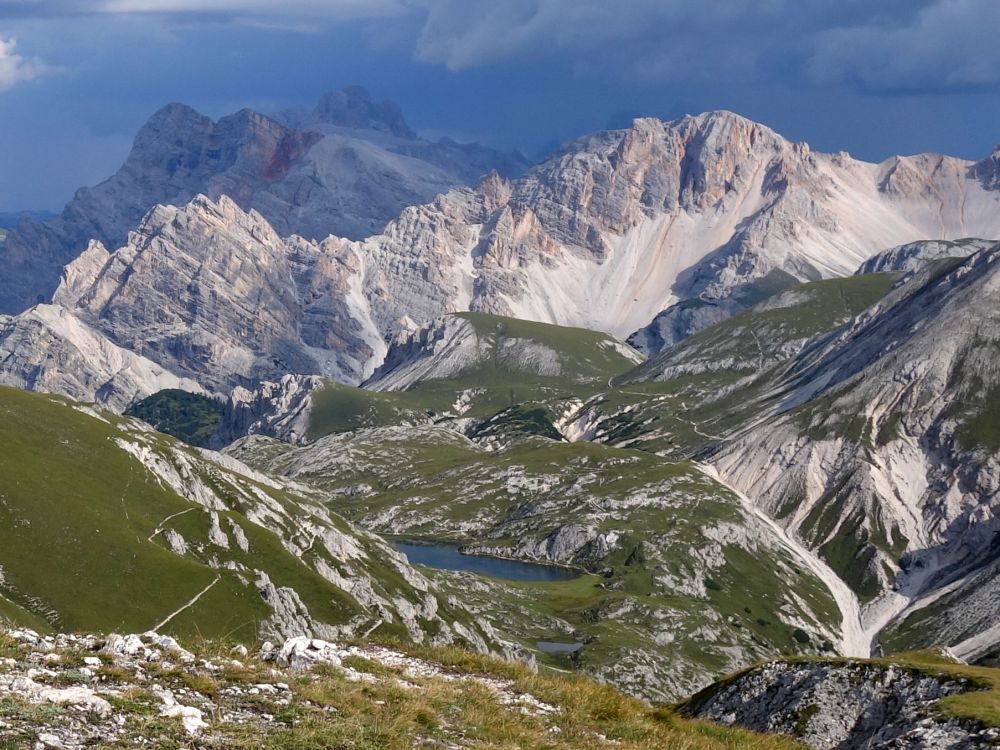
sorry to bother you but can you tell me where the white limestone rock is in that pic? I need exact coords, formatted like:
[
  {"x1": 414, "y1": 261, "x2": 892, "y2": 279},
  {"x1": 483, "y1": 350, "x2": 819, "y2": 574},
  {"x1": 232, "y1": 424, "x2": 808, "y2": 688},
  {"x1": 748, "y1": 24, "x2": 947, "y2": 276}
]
[
  {"x1": 709, "y1": 244, "x2": 1000, "y2": 658},
  {"x1": 271, "y1": 636, "x2": 343, "y2": 669},
  {"x1": 14, "y1": 111, "x2": 1000, "y2": 405},
  {"x1": 0, "y1": 303, "x2": 204, "y2": 411},
  {"x1": 856, "y1": 237, "x2": 996, "y2": 275},
  {"x1": 216, "y1": 374, "x2": 324, "y2": 446}
]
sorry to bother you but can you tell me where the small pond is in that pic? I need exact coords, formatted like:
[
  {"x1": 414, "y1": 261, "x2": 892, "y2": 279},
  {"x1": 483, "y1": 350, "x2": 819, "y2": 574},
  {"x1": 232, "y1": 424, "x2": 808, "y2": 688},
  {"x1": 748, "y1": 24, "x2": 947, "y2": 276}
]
[
  {"x1": 391, "y1": 541, "x2": 578, "y2": 582},
  {"x1": 536, "y1": 641, "x2": 583, "y2": 655}
]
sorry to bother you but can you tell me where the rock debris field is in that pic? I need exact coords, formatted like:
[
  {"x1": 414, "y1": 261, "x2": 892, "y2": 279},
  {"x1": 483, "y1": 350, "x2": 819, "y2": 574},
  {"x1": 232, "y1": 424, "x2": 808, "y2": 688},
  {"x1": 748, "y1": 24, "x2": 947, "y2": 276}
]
[{"x1": 0, "y1": 628, "x2": 562, "y2": 749}]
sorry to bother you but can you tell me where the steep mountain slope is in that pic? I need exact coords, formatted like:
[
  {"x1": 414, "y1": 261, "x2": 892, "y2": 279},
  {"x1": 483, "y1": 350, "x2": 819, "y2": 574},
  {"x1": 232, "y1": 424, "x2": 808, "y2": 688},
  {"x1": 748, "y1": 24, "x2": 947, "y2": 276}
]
[
  {"x1": 516, "y1": 247, "x2": 1000, "y2": 663},
  {"x1": 548, "y1": 246, "x2": 1000, "y2": 662},
  {"x1": 0, "y1": 386, "x2": 488, "y2": 649},
  {"x1": 622, "y1": 273, "x2": 898, "y2": 385},
  {"x1": 7, "y1": 112, "x2": 1000, "y2": 411},
  {"x1": 230, "y1": 312, "x2": 642, "y2": 444},
  {"x1": 700, "y1": 245, "x2": 1000, "y2": 657},
  {"x1": 0, "y1": 87, "x2": 527, "y2": 314},
  {"x1": 0, "y1": 303, "x2": 204, "y2": 411},
  {"x1": 218, "y1": 374, "x2": 324, "y2": 446},
  {"x1": 856, "y1": 237, "x2": 995, "y2": 275},
  {"x1": 342, "y1": 112, "x2": 1000, "y2": 352},
  {"x1": 51, "y1": 195, "x2": 379, "y2": 392},
  {"x1": 366, "y1": 312, "x2": 643, "y2": 392},
  {"x1": 516, "y1": 271, "x2": 903, "y2": 459}
]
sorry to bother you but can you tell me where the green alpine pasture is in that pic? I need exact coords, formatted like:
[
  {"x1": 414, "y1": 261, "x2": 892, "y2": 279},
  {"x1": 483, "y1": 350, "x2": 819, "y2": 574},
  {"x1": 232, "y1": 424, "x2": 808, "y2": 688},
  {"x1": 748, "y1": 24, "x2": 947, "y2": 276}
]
[
  {"x1": 308, "y1": 311, "x2": 643, "y2": 440},
  {"x1": 0, "y1": 386, "x2": 450, "y2": 643}
]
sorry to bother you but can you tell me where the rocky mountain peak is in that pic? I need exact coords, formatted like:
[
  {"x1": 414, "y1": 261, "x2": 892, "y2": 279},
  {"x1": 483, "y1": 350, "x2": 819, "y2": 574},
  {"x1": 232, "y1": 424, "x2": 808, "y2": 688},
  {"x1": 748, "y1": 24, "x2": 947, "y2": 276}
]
[
  {"x1": 84, "y1": 101, "x2": 318, "y2": 234},
  {"x1": 477, "y1": 170, "x2": 514, "y2": 211},
  {"x1": 312, "y1": 85, "x2": 415, "y2": 138},
  {"x1": 674, "y1": 109, "x2": 785, "y2": 151},
  {"x1": 136, "y1": 102, "x2": 212, "y2": 139},
  {"x1": 52, "y1": 239, "x2": 110, "y2": 308},
  {"x1": 672, "y1": 110, "x2": 790, "y2": 207},
  {"x1": 48, "y1": 194, "x2": 379, "y2": 392},
  {"x1": 0, "y1": 86, "x2": 534, "y2": 314},
  {"x1": 973, "y1": 144, "x2": 1000, "y2": 189}
]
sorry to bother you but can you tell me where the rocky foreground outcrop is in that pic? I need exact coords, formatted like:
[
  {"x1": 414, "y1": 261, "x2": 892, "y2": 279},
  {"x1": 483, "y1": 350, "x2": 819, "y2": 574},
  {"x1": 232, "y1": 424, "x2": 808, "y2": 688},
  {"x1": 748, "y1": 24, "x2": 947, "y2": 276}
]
[
  {"x1": 683, "y1": 659, "x2": 998, "y2": 749},
  {"x1": 0, "y1": 629, "x2": 504, "y2": 747},
  {"x1": 0, "y1": 629, "x2": 595, "y2": 749},
  {"x1": 3, "y1": 628, "x2": 996, "y2": 750}
]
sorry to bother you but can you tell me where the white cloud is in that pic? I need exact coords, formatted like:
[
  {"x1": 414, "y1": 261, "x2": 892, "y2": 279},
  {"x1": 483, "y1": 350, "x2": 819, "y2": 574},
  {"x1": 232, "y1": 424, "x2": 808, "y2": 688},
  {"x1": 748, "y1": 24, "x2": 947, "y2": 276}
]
[
  {"x1": 0, "y1": 37, "x2": 50, "y2": 92},
  {"x1": 4, "y1": 0, "x2": 406, "y2": 19}
]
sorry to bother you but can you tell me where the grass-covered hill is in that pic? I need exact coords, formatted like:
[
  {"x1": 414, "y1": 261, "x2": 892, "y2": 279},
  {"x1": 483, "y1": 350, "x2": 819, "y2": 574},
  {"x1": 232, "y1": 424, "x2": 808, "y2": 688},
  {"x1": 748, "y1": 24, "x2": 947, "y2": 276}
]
[
  {"x1": 0, "y1": 386, "x2": 483, "y2": 647},
  {"x1": 303, "y1": 312, "x2": 643, "y2": 440},
  {"x1": 368, "y1": 312, "x2": 644, "y2": 390},
  {"x1": 298, "y1": 273, "x2": 899, "y2": 452}
]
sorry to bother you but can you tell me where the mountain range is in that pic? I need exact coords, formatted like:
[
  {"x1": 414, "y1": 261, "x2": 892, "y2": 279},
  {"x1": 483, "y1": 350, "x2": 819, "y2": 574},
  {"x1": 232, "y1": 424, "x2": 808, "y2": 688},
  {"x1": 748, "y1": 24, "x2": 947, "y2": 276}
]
[
  {"x1": 1, "y1": 87, "x2": 999, "y2": 748},
  {"x1": 0, "y1": 86, "x2": 528, "y2": 315},
  {"x1": 4, "y1": 104, "x2": 1000, "y2": 411}
]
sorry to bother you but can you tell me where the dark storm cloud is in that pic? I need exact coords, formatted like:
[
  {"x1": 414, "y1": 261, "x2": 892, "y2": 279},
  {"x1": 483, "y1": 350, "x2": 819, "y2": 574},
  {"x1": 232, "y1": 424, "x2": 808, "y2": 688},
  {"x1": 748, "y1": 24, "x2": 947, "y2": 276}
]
[
  {"x1": 1, "y1": 0, "x2": 999, "y2": 210},
  {"x1": 7, "y1": 0, "x2": 997, "y2": 96},
  {"x1": 3, "y1": 1, "x2": 997, "y2": 95},
  {"x1": 807, "y1": 0, "x2": 1000, "y2": 94},
  {"x1": 409, "y1": 0, "x2": 1000, "y2": 96}
]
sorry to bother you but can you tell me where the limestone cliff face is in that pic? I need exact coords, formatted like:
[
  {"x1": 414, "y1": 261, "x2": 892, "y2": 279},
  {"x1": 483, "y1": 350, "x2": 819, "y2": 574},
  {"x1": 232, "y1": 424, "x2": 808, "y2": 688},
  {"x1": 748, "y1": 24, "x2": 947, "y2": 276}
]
[
  {"x1": 337, "y1": 111, "x2": 1000, "y2": 348},
  {"x1": 973, "y1": 146, "x2": 1000, "y2": 190},
  {"x1": 8, "y1": 110, "x2": 1000, "y2": 405},
  {"x1": 0, "y1": 304, "x2": 204, "y2": 410},
  {"x1": 215, "y1": 374, "x2": 323, "y2": 446},
  {"x1": 51, "y1": 195, "x2": 380, "y2": 392},
  {"x1": 709, "y1": 245, "x2": 1000, "y2": 658}
]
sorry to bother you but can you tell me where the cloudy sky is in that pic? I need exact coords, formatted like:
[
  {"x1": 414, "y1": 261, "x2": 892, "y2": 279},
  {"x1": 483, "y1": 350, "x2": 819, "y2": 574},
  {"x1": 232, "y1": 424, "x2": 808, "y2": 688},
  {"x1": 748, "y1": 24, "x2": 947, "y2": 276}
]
[{"x1": 2, "y1": 0, "x2": 1000, "y2": 211}]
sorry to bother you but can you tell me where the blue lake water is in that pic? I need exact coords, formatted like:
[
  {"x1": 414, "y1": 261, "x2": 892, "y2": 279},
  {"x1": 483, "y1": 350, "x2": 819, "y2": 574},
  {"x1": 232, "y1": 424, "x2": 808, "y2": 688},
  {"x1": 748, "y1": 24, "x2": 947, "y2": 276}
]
[
  {"x1": 391, "y1": 541, "x2": 578, "y2": 582},
  {"x1": 536, "y1": 641, "x2": 583, "y2": 655}
]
